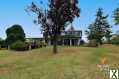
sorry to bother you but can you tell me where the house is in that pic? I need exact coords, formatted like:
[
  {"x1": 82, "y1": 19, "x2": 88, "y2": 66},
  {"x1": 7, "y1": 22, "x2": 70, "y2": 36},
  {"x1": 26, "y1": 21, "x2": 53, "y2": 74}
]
[
  {"x1": 26, "y1": 26, "x2": 82, "y2": 46},
  {"x1": 47, "y1": 26, "x2": 82, "y2": 46}
]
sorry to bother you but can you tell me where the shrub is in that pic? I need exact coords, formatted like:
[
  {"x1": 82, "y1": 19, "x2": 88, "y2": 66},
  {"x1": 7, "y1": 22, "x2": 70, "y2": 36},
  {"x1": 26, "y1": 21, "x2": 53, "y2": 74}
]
[
  {"x1": 30, "y1": 42, "x2": 39, "y2": 49},
  {"x1": 0, "y1": 40, "x2": 8, "y2": 49},
  {"x1": 111, "y1": 36, "x2": 119, "y2": 45},
  {"x1": 0, "y1": 45, "x2": 1, "y2": 50},
  {"x1": 80, "y1": 40, "x2": 85, "y2": 45},
  {"x1": 38, "y1": 41, "x2": 47, "y2": 48},
  {"x1": 10, "y1": 40, "x2": 28, "y2": 51},
  {"x1": 26, "y1": 41, "x2": 47, "y2": 50},
  {"x1": 88, "y1": 39, "x2": 98, "y2": 47}
]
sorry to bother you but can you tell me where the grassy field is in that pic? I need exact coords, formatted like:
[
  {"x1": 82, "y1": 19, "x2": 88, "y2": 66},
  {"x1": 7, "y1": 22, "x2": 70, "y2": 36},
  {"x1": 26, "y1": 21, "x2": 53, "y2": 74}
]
[{"x1": 0, "y1": 45, "x2": 119, "y2": 79}]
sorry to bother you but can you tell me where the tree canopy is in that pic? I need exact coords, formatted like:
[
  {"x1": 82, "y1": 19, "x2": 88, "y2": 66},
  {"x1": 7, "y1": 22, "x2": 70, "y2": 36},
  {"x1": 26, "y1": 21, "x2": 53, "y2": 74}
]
[
  {"x1": 26, "y1": 0, "x2": 80, "y2": 53},
  {"x1": 86, "y1": 8, "x2": 112, "y2": 45},
  {"x1": 113, "y1": 6, "x2": 119, "y2": 25},
  {"x1": 6, "y1": 24, "x2": 25, "y2": 45}
]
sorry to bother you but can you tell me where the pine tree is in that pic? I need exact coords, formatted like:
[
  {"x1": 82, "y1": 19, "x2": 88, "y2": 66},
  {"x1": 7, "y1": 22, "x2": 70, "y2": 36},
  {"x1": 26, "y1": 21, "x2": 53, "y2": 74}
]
[
  {"x1": 86, "y1": 8, "x2": 111, "y2": 45},
  {"x1": 113, "y1": 6, "x2": 119, "y2": 25}
]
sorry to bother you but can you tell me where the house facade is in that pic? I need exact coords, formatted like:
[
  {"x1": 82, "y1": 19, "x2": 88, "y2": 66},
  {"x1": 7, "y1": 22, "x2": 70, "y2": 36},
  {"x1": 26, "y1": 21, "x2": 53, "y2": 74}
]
[{"x1": 26, "y1": 26, "x2": 82, "y2": 46}]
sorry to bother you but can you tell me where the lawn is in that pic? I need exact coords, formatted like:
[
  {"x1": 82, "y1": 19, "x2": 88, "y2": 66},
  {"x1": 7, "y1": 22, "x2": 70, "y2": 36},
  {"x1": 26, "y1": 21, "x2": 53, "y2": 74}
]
[{"x1": 0, "y1": 45, "x2": 119, "y2": 79}]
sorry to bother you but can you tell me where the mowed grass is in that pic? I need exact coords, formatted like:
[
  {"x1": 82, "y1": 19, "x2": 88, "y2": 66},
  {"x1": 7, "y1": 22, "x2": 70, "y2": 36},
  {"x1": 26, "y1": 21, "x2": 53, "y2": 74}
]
[{"x1": 0, "y1": 45, "x2": 119, "y2": 79}]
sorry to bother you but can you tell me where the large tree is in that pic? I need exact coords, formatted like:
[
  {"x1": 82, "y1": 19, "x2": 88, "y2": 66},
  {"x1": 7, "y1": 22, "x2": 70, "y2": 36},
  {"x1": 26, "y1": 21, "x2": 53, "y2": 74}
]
[
  {"x1": 26, "y1": 0, "x2": 80, "y2": 53},
  {"x1": 113, "y1": 6, "x2": 119, "y2": 25},
  {"x1": 86, "y1": 8, "x2": 111, "y2": 45},
  {"x1": 6, "y1": 24, "x2": 25, "y2": 45}
]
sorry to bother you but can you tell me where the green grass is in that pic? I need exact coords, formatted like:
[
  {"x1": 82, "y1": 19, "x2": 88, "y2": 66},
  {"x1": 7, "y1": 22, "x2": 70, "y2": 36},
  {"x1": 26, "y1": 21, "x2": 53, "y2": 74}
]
[{"x1": 0, "y1": 45, "x2": 119, "y2": 79}]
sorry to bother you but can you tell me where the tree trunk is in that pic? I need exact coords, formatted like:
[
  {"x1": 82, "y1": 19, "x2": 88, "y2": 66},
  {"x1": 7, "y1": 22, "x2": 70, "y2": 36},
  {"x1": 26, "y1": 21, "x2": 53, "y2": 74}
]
[{"x1": 53, "y1": 36, "x2": 58, "y2": 54}]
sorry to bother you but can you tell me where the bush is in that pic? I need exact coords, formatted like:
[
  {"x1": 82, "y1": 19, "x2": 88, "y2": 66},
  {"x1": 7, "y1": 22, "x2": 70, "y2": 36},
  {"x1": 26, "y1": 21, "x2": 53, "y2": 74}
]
[
  {"x1": 88, "y1": 39, "x2": 98, "y2": 47},
  {"x1": 0, "y1": 40, "x2": 8, "y2": 49},
  {"x1": 10, "y1": 40, "x2": 28, "y2": 51},
  {"x1": 111, "y1": 36, "x2": 119, "y2": 45},
  {"x1": 0, "y1": 45, "x2": 1, "y2": 50},
  {"x1": 38, "y1": 41, "x2": 47, "y2": 48},
  {"x1": 25, "y1": 41, "x2": 47, "y2": 50},
  {"x1": 80, "y1": 40, "x2": 85, "y2": 45},
  {"x1": 30, "y1": 42, "x2": 39, "y2": 49}
]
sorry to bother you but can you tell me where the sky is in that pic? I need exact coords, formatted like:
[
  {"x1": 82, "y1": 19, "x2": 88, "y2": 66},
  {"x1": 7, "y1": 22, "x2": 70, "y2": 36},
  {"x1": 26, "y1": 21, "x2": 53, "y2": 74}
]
[{"x1": 0, "y1": 0, "x2": 119, "y2": 40}]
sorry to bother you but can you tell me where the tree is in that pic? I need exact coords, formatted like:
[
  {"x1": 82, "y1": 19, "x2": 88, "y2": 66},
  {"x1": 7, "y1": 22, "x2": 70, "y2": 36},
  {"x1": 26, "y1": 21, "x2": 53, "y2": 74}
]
[
  {"x1": 26, "y1": 0, "x2": 80, "y2": 53},
  {"x1": 0, "y1": 38, "x2": 2, "y2": 44},
  {"x1": 113, "y1": 6, "x2": 119, "y2": 25},
  {"x1": 0, "y1": 38, "x2": 2, "y2": 48},
  {"x1": 6, "y1": 24, "x2": 25, "y2": 45},
  {"x1": 113, "y1": 5, "x2": 119, "y2": 46},
  {"x1": 86, "y1": 8, "x2": 111, "y2": 45},
  {"x1": 105, "y1": 28, "x2": 112, "y2": 43}
]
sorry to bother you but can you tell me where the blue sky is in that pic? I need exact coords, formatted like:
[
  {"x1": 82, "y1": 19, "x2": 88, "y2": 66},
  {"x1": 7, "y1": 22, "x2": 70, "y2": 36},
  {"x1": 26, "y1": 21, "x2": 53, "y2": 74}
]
[{"x1": 0, "y1": 0, "x2": 119, "y2": 40}]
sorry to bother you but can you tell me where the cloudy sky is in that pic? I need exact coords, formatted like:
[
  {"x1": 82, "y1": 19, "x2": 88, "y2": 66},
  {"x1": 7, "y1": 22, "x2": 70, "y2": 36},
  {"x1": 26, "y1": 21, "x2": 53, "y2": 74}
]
[{"x1": 0, "y1": 0, "x2": 119, "y2": 40}]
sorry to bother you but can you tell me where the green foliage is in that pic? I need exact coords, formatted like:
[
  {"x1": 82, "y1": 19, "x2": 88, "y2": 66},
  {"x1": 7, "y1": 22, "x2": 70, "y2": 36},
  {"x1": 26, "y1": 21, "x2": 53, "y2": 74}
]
[
  {"x1": 6, "y1": 24, "x2": 25, "y2": 45},
  {"x1": 88, "y1": 39, "x2": 98, "y2": 47},
  {"x1": 0, "y1": 39, "x2": 7, "y2": 49},
  {"x1": 111, "y1": 36, "x2": 119, "y2": 45},
  {"x1": 113, "y1": 6, "x2": 119, "y2": 25},
  {"x1": 6, "y1": 34, "x2": 16, "y2": 45},
  {"x1": 0, "y1": 38, "x2": 2, "y2": 45},
  {"x1": 38, "y1": 41, "x2": 47, "y2": 48},
  {"x1": 10, "y1": 40, "x2": 28, "y2": 51},
  {"x1": 80, "y1": 40, "x2": 85, "y2": 46},
  {"x1": 86, "y1": 8, "x2": 112, "y2": 45}
]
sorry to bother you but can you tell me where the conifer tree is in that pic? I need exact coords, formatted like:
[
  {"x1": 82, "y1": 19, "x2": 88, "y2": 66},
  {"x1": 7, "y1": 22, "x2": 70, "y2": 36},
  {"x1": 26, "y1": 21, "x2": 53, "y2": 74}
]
[
  {"x1": 113, "y1": 6, "x2": 119, "y2": 25},
  {"x1": 86, "y1": 8, "x2": 111, "y2": 45}
]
